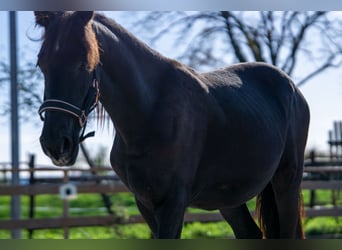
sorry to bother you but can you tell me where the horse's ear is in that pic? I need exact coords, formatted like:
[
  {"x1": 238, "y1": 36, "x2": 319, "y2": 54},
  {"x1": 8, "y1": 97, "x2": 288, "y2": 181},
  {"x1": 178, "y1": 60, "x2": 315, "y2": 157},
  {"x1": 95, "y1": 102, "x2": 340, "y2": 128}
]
[
  {"x1": 34, "y1": 11, "x2": 58, "y2": 28},
  {"x1": 74, "y1": 11, "x2": 94, "y2": 25}
]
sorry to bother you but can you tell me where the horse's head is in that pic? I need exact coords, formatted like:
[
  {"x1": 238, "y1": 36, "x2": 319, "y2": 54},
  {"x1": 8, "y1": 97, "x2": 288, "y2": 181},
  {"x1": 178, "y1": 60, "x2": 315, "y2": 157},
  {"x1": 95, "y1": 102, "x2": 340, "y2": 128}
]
[{"x1": 35, "y1": 11, "x2": 100, "y2": 166}]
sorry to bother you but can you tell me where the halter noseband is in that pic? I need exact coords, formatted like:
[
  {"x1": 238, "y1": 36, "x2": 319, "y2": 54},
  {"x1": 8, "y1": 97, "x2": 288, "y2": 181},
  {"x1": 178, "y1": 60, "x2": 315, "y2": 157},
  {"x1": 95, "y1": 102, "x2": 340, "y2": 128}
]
[{"x1": 38, "y1": 70, "x2": 100, "y2": 143}]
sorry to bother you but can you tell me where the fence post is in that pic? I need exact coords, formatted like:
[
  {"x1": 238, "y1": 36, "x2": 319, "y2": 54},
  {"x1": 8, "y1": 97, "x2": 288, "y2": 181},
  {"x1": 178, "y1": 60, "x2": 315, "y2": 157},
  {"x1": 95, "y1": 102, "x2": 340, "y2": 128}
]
[
  {"x1": 308, "y1": 150, "x2": 317, "y2": 208},
  {"x1": 309, "y1": 190, "x2": 316, "y2": 208},
  {"x1": 28, "y1": 154, "x2": 36, "y2": 239},
  {"x1": 309, "y1": 150, "x2": 316, "y2": 165},
  {"x1": 328, "y1": 130, "x2": 333, "y2": 160},
  {"x1": 9, "y1": 11, "x2": 21, "y2": 239}
]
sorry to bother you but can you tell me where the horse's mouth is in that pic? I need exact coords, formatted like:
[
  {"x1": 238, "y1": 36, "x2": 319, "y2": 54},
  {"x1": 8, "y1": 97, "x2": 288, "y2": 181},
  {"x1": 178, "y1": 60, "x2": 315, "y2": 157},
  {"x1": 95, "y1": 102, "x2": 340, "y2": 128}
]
[
  {"x1": 51, "y1": 155, "x2": 77, "y2": 166},
  {"x1": 44, "y1": 149, "x2": 77, "y2": 166}
]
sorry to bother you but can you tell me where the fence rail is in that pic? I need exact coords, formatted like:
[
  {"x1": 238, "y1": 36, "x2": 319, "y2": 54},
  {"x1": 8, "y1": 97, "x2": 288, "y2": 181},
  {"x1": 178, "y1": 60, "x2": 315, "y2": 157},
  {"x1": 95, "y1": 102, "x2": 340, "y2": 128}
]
[
  {"x1": 1, "y1": 156, "x2": 342, "y2": 237},
  {"x1": 1, "y1": 178, "x2": 341, "y2": 196}
]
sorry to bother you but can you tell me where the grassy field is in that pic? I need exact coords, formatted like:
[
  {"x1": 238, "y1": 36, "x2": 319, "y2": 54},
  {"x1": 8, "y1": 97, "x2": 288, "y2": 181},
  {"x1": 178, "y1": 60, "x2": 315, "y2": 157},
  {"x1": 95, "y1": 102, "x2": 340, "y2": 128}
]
[{"x1": 0, "y1": 190, "x2": 342, "y2": 239}]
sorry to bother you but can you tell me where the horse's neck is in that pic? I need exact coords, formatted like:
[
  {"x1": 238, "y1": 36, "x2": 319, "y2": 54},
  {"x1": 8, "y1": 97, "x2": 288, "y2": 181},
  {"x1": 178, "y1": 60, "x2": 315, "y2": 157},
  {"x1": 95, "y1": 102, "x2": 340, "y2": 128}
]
[{"x1": 95, "y1": 20, "x2": 169, "y2": 147}]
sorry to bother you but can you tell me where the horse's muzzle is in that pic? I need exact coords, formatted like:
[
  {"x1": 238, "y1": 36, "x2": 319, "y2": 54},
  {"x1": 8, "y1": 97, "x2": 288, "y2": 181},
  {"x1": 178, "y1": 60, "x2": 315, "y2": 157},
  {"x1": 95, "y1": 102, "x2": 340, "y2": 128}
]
[{"x1": 39, "y1": 134, "x2": 78, "y2": 166}]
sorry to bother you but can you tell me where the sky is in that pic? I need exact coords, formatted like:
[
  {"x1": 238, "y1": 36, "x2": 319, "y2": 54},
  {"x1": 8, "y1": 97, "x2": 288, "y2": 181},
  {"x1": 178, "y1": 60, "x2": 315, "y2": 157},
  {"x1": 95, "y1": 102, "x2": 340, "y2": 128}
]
[
  {"x1": 1, "y1": 1, "x2": 342, "y2": 11},
  {"x1": 1, "y1": 11, "x2": 342, "y2": 168}
]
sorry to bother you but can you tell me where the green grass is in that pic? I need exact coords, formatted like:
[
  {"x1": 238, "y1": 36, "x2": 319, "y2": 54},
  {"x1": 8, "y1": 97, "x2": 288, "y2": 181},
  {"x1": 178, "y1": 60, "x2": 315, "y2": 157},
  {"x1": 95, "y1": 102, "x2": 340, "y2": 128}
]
[
  {"x1": 1, "y1": 189, "x2": 342, "y2": 239},
  {"x1": 305, "y1": 217, "x2": 342, "y2": 236}
]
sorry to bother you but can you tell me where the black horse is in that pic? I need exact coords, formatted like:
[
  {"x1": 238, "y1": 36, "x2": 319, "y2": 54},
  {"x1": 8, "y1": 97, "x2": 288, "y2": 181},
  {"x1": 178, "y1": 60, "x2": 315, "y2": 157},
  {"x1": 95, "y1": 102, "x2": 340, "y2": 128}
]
[{"x1": 35, "y1": 11, "x2": 310, "y2": 239}]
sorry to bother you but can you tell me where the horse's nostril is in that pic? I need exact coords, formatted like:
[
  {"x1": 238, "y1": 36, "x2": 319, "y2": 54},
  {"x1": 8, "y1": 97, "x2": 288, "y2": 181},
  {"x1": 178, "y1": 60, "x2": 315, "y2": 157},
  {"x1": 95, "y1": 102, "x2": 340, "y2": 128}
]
[{"x1": 61, "y1": 136, "x2": 73, "y2": 155}]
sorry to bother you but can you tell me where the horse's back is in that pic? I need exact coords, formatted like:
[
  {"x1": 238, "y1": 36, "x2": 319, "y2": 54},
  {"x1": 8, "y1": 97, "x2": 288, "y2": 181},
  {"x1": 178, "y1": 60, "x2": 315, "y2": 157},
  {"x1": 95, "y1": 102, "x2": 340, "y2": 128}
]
[
  {"x1": 202, "y1": 62, "x2": 298, "y2": 108},
  {"x1": 201, "y1": 62, "x2": 308, "y2": 134}
]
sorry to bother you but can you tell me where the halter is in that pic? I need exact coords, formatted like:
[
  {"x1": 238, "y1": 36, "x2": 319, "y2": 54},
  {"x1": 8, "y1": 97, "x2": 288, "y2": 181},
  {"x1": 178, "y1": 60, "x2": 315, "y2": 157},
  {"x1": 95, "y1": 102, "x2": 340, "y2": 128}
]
[{"x1": 38, "y1": 70, "x2": 100, "y2": 143}]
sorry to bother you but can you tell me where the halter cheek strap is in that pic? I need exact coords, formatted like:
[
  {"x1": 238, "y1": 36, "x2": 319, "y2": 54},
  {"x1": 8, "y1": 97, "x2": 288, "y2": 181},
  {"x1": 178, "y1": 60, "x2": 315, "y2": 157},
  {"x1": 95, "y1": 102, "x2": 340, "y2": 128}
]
[{"x1": 38, "y1": 71, "x2": 100, "y2": 143}]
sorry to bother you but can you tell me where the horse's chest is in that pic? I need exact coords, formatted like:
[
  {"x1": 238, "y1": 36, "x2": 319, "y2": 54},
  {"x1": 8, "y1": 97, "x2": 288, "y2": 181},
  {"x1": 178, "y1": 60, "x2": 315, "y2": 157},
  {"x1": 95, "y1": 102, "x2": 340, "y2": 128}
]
[{"x1": 111, "y1": 153, "x2": 168, "y2": 206}]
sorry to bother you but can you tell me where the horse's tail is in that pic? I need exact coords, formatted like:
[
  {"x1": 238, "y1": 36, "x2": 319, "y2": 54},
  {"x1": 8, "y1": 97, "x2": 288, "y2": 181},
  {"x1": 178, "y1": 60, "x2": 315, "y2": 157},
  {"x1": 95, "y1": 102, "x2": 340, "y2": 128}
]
[
  {"x1": 256, "y1": 183, "x2": 305, "y2": 239},
  {"x1": 297, "y1": 192, "x2": 306, "y2": 239},
  {"x1": 255, "y1": 183, "x2": 279, "y2": 238}
]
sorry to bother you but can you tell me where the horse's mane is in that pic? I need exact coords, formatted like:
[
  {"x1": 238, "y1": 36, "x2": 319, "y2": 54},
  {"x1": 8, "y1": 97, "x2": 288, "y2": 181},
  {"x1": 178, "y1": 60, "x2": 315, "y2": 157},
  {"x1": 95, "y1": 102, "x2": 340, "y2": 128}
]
[{"x1": 93, "y1": 13, "x2": 172, "y2": 63}]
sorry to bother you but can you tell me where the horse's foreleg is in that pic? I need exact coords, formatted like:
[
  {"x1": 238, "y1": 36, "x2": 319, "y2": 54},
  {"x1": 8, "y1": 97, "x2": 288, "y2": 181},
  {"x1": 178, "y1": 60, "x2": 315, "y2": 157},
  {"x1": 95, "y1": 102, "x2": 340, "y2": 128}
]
[
  {"x1": 220, "y1": 204, "x2": 262, "y2": 239},
  {"x1": 154, "y1": 189, "x2": 188, "y2": 239},
  {"x1": 135, "y1": 198, "x2": 158, "y2": 238}
]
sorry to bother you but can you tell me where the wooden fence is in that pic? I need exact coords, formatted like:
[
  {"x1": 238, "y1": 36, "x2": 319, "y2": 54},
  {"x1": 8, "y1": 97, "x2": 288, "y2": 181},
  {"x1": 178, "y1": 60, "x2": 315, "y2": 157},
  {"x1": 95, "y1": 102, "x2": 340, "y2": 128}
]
[{"x1": 1, "y1": 155, "x2": 342, "y2": 238}]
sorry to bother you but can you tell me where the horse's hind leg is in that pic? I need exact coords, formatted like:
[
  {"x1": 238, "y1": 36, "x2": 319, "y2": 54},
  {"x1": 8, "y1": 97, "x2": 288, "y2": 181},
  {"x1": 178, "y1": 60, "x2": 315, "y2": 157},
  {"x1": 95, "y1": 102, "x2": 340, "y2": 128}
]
[
  {"x1": 220, "y1": 204, "x2": 262, "y2": 239},
  {"x1": 271, "y1": 136, "x2": 306, "y2": 238},
  {"x1": 268, "y1": 93, "x2": 308, "y2": 239},
  {"x1": 271, "y1": 173, "x2": 304, "y2": 238}
]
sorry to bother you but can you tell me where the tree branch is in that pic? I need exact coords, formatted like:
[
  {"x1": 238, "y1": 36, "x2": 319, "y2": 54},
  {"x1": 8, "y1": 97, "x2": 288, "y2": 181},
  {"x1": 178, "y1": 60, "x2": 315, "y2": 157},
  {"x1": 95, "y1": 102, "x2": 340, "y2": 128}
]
[
  {"x1": 282, "y1": 12, "x2": 327, "y2": 75},
  {"x1": 296, "y1": 54, "x2": 339, "y2": 87},
  {"x1": 220, "y1": 11, "x2": 248, "y2": 62}
]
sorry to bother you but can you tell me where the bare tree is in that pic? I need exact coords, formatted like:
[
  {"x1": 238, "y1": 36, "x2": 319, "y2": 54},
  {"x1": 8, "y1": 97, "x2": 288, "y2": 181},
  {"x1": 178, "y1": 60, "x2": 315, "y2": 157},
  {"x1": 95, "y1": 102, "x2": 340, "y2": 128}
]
[
  {"x1": 2, "y1": 11, "x2": 341, "y2": 120},
  {"x1": 131, "y1": 11, "x2": 342, "y2": 87}
]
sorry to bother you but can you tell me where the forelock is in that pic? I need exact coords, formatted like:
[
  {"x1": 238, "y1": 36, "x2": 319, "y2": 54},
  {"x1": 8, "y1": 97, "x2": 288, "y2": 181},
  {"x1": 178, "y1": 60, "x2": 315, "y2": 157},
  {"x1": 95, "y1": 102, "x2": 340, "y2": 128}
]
[{"x1": 37, "y1": 12, "x2": 100, "y2": 71}]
